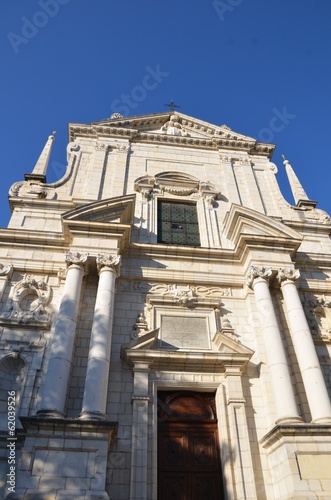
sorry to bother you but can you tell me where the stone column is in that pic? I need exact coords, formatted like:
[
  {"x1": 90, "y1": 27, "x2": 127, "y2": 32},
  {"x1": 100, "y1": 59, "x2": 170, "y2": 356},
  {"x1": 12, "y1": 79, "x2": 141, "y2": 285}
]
[
  {"x1": 38, "y1": 252, "x2": 88, "y2": 417},
  {"x1": 277, "y1": 268, "x2": 331, "y2": 423},
  {"x1": 246, "y1": 265, "x2": 301, "y2": 423},
  {"x1": 80, "y1": 254, "x2": 121, "y2": 420},
  {"x1": 130, "y1": 361, "x2": 150, "y2": 500}
]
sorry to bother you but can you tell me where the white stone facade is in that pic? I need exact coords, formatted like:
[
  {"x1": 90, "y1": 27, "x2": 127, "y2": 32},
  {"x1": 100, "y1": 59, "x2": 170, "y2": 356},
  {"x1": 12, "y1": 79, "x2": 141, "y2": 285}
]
[{"x1": 0, "y1": 111, "x2": 331, "y2": 499}]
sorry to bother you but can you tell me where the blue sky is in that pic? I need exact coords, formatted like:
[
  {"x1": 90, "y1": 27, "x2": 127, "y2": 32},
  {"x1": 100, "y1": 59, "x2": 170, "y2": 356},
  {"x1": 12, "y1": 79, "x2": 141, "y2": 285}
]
[{"x1": 1, "y1": 0, "x2": 331, "y2": 228}]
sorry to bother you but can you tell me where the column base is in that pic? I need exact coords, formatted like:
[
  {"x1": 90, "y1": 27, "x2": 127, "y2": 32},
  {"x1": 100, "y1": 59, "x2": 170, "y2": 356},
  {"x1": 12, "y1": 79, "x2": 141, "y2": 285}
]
[
  {"x1": 275, "y1": 416, "x2": 303, "y2": 425},
  {"x1": 79, "y1": 411, "x2": 108, "y2": 421},
  {"x1": 311, "y1": 416, "x2": 331, "y2": 424},
  {"x1": 36, "y1": 409, "x2": 65, "y2": 418}
]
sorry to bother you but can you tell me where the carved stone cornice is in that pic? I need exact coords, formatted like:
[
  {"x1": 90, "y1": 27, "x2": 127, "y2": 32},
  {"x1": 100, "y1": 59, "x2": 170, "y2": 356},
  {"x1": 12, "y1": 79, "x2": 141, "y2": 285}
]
[
  {"x1": 245, "y1": 265, "x2": 273, "y2": 288},
  {"x1": 69, "y1": 112, "x2": 275, "y2": 157},
  {"x1": 277, "y1": 268, "x2": 300, "y2": 284},
  {"x1": 96, "y1": 254, "x2": 121, "y2": 276}
]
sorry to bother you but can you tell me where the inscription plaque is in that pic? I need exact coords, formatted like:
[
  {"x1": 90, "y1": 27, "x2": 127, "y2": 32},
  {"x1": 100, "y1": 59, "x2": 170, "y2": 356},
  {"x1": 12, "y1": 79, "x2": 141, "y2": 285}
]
[{"x1": 160, "y1": 316, "x2": 209, "y2": 349}]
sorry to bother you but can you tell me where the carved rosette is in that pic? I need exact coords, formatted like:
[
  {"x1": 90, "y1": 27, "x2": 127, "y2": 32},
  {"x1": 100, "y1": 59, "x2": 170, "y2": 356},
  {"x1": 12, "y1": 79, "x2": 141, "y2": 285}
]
[
  {"x1": 277, "y1": 268, "x2": 300, "y2": 284},
  {"x1": 96, "y1": 254, "x2": 121, "y2": 276},
  {"x1": 245, "y1": 265, "x2": 272, "y2": 288},
  {"x1": 1, "y1": 276, "x2": 52, "y2": 324}
]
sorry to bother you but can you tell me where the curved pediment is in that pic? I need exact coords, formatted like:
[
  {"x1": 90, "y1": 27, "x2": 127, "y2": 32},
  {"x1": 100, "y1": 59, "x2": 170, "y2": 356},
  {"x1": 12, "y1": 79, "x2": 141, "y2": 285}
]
[
  {"x1": 134, "y1": 171, "x2": 221, "y2": 205},
  {"x1": 62, "y1": 194, "x2": 135, "y2": 224}
]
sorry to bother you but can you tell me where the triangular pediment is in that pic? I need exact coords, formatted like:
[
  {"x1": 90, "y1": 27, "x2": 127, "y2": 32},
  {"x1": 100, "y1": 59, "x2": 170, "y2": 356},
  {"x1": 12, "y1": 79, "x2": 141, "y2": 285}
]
[
  {"x1": 69, "y1": 112, "x2": 275, "y2": 156},
  {"x1": 121, "y1": 328, "x2": 254, "y2": 373},
  {"x1": 224, "y1": 204, "x2": 303, "y2": 248},
  {"x1": 95, "y1": 111, "x2": 256, "y2": 141}
]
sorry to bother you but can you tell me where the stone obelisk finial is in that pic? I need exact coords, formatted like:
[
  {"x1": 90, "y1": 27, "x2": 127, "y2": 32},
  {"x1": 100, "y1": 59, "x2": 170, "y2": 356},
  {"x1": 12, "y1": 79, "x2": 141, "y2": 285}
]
[{"x1": 25, "y1": 132, "x2": 56, "y2": 183}]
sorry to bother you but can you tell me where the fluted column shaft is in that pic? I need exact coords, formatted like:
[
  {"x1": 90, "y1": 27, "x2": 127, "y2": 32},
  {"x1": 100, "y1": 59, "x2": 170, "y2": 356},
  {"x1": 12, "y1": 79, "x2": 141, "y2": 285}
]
[
  {"x1": 246, "y1": 266, "x2": 301, "y2": 423},
  {"x1": 38, "y1": 252, "x2": 87, "y2": 417},
  {"x1": 80, "y1": 255, "x2": 121, "y2": 420},
  {"x1": 278, "y1": 269, "x2": 331, "y2": 423}
]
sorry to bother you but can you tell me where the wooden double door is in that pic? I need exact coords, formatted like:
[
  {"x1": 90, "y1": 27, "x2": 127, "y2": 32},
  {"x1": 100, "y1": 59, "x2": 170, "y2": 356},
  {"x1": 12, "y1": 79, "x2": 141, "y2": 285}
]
[{"x1": 158, "y1": 391, "x2": 224, "y2": 500}]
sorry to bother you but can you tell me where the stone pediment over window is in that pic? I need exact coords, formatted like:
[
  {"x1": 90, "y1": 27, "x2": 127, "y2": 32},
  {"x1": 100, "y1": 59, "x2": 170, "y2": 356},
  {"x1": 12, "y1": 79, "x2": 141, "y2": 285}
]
[
  {"x1": 121, "y1": 328, "x2": 254, "y2": 373},
  {"x1": 134, "y1": 171, "x2": 221, "y2": 205}
]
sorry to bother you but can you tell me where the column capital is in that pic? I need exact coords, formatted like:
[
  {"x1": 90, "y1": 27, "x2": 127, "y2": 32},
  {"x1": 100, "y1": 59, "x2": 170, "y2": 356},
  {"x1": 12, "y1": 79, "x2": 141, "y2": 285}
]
[
  {"x1": 65, "y1": 251, "x2": 89, "y2": 275},
  {"x1": 277, "y1": 267, "x2": 300, "y2": 285},
  {"x1": 245, "y1": 265, "x2": 272, "y2": 289},
  {"x1": 96, "y1": 254, "x2": 121, "y2": 276}
]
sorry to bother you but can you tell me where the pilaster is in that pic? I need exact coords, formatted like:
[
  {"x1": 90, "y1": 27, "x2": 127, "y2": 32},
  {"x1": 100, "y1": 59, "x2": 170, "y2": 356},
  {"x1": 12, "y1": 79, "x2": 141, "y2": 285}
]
[
  {"x1": 130, "y1": 361, "x2": 150, "y2": 500},
  {"x1": 224, "y1": 365, "x2": 257, "y2": 500}
]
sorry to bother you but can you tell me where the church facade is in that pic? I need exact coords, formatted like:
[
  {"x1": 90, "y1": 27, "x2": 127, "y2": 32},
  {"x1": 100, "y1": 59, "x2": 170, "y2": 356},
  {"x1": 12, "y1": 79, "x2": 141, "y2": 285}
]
[{"x1": 0, "y1": 111, "x2": 331, "y2": 499}]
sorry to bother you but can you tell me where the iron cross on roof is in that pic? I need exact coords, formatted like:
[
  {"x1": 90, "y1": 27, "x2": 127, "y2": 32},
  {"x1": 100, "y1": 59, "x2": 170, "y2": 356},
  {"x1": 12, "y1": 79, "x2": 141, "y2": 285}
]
[{"x1": 164, "y1": 99, "x2": 180, "y2": 111}]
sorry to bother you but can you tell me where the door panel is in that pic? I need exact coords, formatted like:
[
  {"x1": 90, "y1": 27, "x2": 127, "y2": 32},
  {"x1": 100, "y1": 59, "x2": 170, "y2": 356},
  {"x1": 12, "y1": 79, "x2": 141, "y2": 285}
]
[{"x1": 158, "y1": 392, "x2": 224, "y2": 500}]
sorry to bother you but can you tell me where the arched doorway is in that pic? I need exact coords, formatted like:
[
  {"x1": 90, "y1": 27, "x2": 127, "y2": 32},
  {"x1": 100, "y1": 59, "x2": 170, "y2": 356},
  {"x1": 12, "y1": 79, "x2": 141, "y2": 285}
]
[{"x1": 157, "y1": 391, "x2": 224, "y2": 500}]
